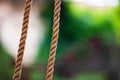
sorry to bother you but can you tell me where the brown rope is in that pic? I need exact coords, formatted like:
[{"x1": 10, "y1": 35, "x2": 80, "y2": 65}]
[
  {"x1": 13, "y1": 0, "x2": 32, "y2": 80},
  {"x1": 46, "y1": 0, "x2": 61, "y2": 80}
]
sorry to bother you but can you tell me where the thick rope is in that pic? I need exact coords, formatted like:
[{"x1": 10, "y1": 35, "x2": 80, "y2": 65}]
[
  {"x1": 13, "y1": 0, "x2": 32, "y2": 80},
  {"x1": 46, "y1": 0, "x2": 61, "y2": 80}
]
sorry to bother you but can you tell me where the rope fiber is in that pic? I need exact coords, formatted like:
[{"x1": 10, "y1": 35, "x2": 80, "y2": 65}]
[
  {"x1": 13, "y1": 0, "x2": 32, "y2": 80},
  {"x1": 46, "y1": 0, "x2": 61, "y2": 80}
]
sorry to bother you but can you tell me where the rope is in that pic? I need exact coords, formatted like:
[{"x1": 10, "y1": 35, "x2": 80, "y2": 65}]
[
  {"x1": 46, "y1": 0, "x2": 61, "y2": 80},
  {"x1": 13, "y1": 0, "x2": 32, "y2": 80}
]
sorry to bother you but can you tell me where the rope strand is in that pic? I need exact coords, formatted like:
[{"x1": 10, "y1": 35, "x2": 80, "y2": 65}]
[
  {"x1": 46, "y1": 0, "x2": 61, "y2": 80},
  {"x1": 13, "y1": 0, "x2": 32, "y2": 80}
]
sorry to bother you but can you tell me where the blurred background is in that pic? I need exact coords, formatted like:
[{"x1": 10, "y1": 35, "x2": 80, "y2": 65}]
[{"x1": 0, "y1": 0, "x2": 120, "y2": 80}]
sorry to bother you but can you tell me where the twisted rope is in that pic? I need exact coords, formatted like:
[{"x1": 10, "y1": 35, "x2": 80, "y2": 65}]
[
  {"x1": 13, "y1": 0, "x2": 32, "y2": 80},
  {"x1": 46, "y1": 0, "x2": 61, "y2": 80}
]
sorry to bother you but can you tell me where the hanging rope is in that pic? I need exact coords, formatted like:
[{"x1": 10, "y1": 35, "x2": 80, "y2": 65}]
[
  {"x1": 13, "y1": 0, "x2": 32, "y2": 80},
  {"x1": 46, "y1": 0, "x2": 61, "y2": 80}
]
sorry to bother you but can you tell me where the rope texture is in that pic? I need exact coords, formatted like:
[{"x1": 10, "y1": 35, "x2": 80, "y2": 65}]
[
  {"x1": 46, "y1": 0, "x2": 61, "y2": 80},
  {"x1": 13, "y1": 0, "x2": 32, "y2": 80}
]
